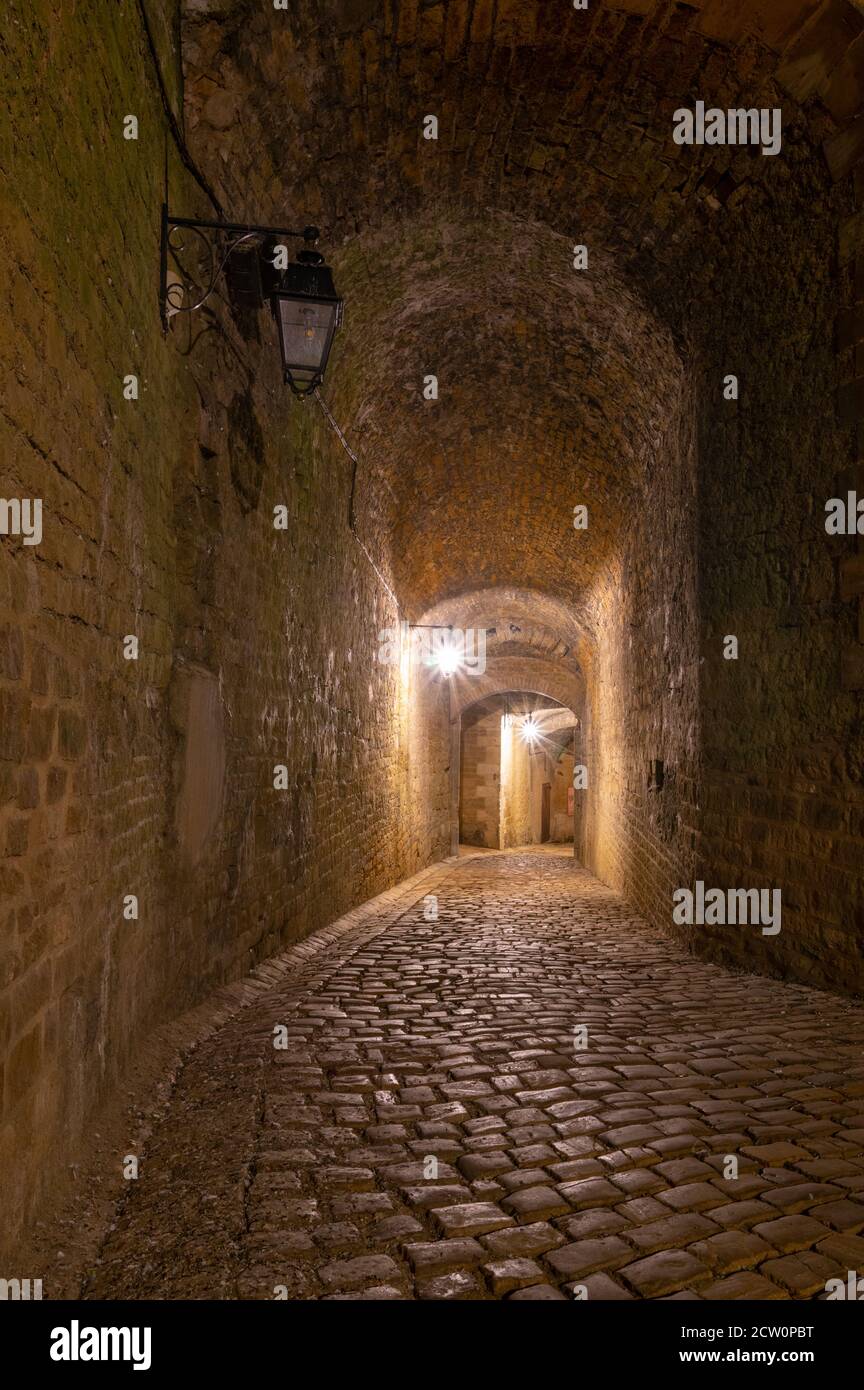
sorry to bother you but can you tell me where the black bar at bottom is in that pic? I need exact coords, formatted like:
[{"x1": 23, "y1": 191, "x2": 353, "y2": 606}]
[{"x1": 5, "y1": 1295, "x2": 859, "y2": 1378}]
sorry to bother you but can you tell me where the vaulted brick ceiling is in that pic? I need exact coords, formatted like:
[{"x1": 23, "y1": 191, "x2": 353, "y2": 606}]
[
  {"x1": 327, "y1": 217, "x2": 684, "y2": 616},
  {"x1": 182, "y1": 0, "x2": 851, "y2": 616}
]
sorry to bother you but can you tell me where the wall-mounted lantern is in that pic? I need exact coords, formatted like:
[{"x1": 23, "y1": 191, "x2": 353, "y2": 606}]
[
  {"x1": 269, "y1": 245, "x2": 343, "y2": 396},
  {"x1": 160, "y1": 208, "x2": 343, "y2": 396}
]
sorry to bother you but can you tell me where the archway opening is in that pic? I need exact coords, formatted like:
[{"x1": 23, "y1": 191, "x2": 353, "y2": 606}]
[{"x1": 458, "y1": 691, "x2": 579, "y2": 852}]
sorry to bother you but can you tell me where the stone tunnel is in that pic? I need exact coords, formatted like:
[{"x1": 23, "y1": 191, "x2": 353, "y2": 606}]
[{"x1": 2, "y1": 0, "x2": 864, "y2": 1314}]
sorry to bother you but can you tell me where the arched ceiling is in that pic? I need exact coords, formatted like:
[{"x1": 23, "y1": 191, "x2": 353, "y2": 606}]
[
  {"x1": 326, "y1": 214, "x2": 685, "y2": 616},
  {"x1": 418, "y1": 584, "x2": 594, "y2": 663},
  {"x1": 413, "y1": 584, "x2": 586, "y2": 714},
  {"x1": 445, "y1": 657, "x2": 585, "y2": 718},
  {"x1": 462, "y1": 691, "x2": 573, "y2": 721},
  {"x1": 181, "y1": 0, "x2": 853, "y2": 624},
  {"x1": 182, "y1": 0, "x2": 843, "y2": 279}
]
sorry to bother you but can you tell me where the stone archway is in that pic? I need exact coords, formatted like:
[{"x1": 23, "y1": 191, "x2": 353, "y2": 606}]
[{"x1": 456, "y1": 688, "x2": 581, "y2": 854}]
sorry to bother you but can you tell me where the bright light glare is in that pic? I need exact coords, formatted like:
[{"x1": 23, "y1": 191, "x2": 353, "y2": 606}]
[
  {"x1": 520, "y1": 713, "x2": 540, "y2": 744},
  {"x1": 432, "y1": 643, "x2": 463, "y2": 677}
]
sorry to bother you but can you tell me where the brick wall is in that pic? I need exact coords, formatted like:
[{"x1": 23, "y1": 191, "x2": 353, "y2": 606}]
[
  {"x1": 6, "y1": 0, "x2": 864, "y2": 1260},
  {"x1": 692, "y1": 128, "x2": 862, "y2": 994},
  {"x1": 459, "y1": 704, "x2": 501, "y2": 847},
  {"x1": 500, "y1": 719, "x2": 530, "y2": 848},
  {"x1": 581, "y1": 371, "x2": 701, "y2": 939},
  {"x1": 0, "y1": 0, "x2": 450, "y2": 1256},
  {"x1": 550, "y1": 749, "x2": 575, "y2": 843}
]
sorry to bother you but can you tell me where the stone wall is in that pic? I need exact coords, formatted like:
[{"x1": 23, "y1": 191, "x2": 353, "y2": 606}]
[
  {"x1": 573, "y1": 9, "x2": 864, "y2": 999},
  {"x1": 691, "y1": 123, "x2": 863, "y2": 995},
  {"x1": 0, "y1": 0, "x2": 450, "y2": 1256},
  {"x1": 549, "y1": 749, "x2": 575, "y2": 843},
  {"x1": 581, "y1": 369, "x2": 702, "y2": 946},
  {"x1": 500, "y1": 719, "x2": 530, "y2": 849},
  {"x1": 459, "y1": 704, "x2": 501, "y2": 847}
]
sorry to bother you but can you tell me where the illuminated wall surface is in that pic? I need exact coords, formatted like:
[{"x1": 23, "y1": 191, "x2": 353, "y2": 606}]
[{"x1": 2, "y1": 0, "x2": 864, "y2": 1312}]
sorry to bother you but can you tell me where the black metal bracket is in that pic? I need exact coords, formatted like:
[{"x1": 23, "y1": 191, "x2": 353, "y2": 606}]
[{"x1": 160, "y1": 205, "x2": 320, "y2": 329}]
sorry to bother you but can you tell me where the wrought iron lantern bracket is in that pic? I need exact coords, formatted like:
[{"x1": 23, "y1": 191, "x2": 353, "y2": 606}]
[
  {"x1": 160, "y1": 205, "x2": 316, "y2": 328},
  {"x1": 160, "y1": 207, "x2": 342, "y2": 396}
]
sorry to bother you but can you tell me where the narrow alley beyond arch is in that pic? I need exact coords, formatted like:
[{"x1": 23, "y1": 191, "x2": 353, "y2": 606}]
[{"x1": 82, "y1": 851, "x2": 864, "y2": 1302}]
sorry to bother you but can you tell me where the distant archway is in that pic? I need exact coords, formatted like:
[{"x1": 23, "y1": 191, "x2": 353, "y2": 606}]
[{"x1": 456, "y1": 690, "x2": 580, "y2": 855}]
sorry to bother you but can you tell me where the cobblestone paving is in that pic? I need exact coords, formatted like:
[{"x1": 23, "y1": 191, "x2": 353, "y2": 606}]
[{"x1": 84, "y1": 852, "x2": 864, "y2": 1301}]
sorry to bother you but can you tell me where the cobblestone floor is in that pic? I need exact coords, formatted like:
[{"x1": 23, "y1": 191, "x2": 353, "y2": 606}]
[{"x1": 84, "y1": 851, "x2": 864, "y2": 1301}]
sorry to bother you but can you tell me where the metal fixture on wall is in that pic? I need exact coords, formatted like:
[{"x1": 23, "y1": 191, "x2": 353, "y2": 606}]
[{"x1": 160, "y1": 209, "x2": 343, "y2": 395}]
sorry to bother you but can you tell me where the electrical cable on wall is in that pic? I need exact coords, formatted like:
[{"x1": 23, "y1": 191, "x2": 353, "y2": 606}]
[
  {"x1": 313, "y1": 388, "x2": 403, "y2": 619},
  {"x1": 136, "y1": 0, "x2": 224, "y2": 217}
]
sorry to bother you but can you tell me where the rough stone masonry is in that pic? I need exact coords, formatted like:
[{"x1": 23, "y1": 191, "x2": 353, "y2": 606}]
[{"x1": 1, "y1": 0, "x2": 864, "y2": 1311}]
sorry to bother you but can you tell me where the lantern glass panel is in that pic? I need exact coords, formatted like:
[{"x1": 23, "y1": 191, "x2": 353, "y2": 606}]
[{"x1": 275, "y1": 296, "x2": 339, "y2": 384}]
